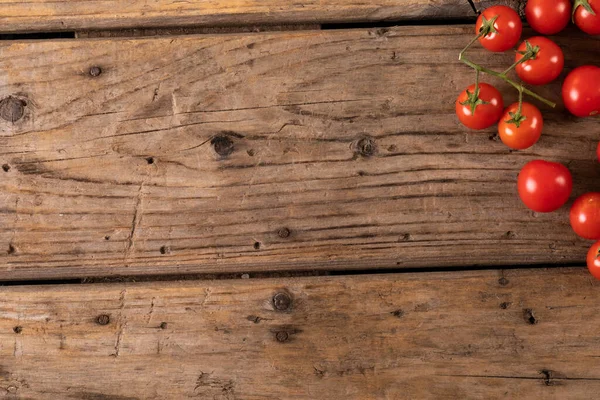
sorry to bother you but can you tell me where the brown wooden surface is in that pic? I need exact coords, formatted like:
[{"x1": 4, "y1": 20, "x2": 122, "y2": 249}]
[
  {"x1": 0, "y1": 26, "x2": 598, "y2": 280},
  {"x1": 0, "y1": 0, "x2": 505, "y2": 33},
  {"x1": 0, "y1": 268, "x2": 598, "y2": 399}
]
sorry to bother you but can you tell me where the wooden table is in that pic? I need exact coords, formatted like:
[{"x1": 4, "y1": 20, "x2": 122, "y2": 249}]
[{"x1": 0, "y1": 0, "x2": 599, "y2": 398}]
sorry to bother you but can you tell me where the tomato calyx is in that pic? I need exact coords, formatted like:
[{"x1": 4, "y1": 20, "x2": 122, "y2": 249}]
[
  {"x1": 517, "y1": 41, "x2": 540, "y2": 61},
  {"x1": 505, "y1": 110, "x2": 527, "y2": 128},
  {"x1": 460, "y1": 86, "x2": 488, "y2": 115},
  {"x1": 478, "y1": 15, "x2": 499, "y2": 37},
  {"x1": 573, "y1": 0, "x2": 596, "y2": 22}
]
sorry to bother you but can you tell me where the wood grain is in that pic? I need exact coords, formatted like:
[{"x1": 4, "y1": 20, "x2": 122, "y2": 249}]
[
  {"x1": 0, "y1": 268, "x2": 600, "y2": 399},
  {"x1": 0, "y1": 0, "x2": 497, "y2": 33},
  {"x1": 0, "y1": 26, "x2": 598, "y2": 280}
]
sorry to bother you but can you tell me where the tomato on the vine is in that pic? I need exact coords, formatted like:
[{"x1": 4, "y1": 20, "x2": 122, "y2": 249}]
[
  {"x1": 573, "y1": 0, "x2": 600, "y2": 35},
  {"x1": 456, "y1": 83, "x2": 504, "y2": 130},
  {"x1": 476, "y1": 6, "x2": 523, "y2": 52},
  {"x1": 525, "y1": 0, "x2": 571, "y2": 35},
  {"x1": 570, "y1": 193, "x2": 600, "y2": 240},
  {"x1": 587, "y1": 241, "x2": 600, "y2": 280},
  {"x1": 515, "y1": 37, "x2": 564, "y2": 86},
  {"x1": 517, "y1": 160, "x2": 572, "y2": 213},
  {"x1": 562, "y1": 66, "x2": 600, "y2": 117},
  {"x1": 498, "y1": 102, "x2": 543, "y2": 150}
]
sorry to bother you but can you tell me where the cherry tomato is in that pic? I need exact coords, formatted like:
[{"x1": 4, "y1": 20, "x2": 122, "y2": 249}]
[
  {"x1": 476, "y1": 6, "x2": 523, "y2": 52},
  {"x1": 562, "y1": 66, "x2": 600, "y2": 117},
  {"x1": 498, "y1": 102, "x2": 543, "y2": 150},
  {"x1": 574, "y1": 0, "x2": 600, "y2": 35},
  {"x1": 525, "y1": 0, "x2": 571, "y2": 35},
  {"x1": 517, "y1": 160, "x2": 573, "y2": 213},
  {"x1": 515, "y1": 37, "x2": 564, "y2": 86},
  {"x1": 456, "y1": 83, "x2": 504, "y2": 130},
  {"x1": 570, "y1": 193, "x2": 600, "y2": 240},
  {"x1": 587, "y1": 241, "x2": 600, "y2": 280}
]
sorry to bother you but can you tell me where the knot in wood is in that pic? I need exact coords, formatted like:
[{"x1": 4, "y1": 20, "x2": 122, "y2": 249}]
[
  {"x1": 211, "y1": 135, "x2": 234, "y2": 157},
  {"x1": 89, "y1": 66, "x2": 102, "y2": 77},
  {"x1": 0, "y1": 96, "x2": 25, "y2": 122},
  {"x1": 96, "y1": 314, "x2": 110, "y2": 325},
  {"x1": 275, "y1": 331, "x2": 289, "y2": 342},
  {"x1": 272, "y1": 292, "x2": 292, "y2": 311},
  {"x1": 356, "y1": 137, "x2": 376, "y2": 157}
]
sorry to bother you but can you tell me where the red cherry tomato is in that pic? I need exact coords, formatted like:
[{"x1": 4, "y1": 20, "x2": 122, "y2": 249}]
[
  {"x1": 456, "y1": 83, "x2": 504, "y2": 130},
  {"x1": 515, "y1": 37, "x2": 564, "y2": 86},
  {"x1": 570, "y1": 193, "x2": 600, "y2": 240},
  {"x1": 562, "y1": 66, "x2": 600, "y2": 117},
  {"x1": 587, "y1": 241, "x2": 600, "y2": 280},
  {"x1": 476, "y1": 6, "x2": 523, "y2": 52},
  {"x1": 517, "y1": 160, "x2": 573, "y2": 213},
  {"x1": 574, "y1": 0, "x2": 600, "y2": 35},
  {"x1": 525, "y1": 0, "x2": 571, "y2": 35},
  {"x1": 498, "y1": 102, "x2": 543, "y2": 150}
]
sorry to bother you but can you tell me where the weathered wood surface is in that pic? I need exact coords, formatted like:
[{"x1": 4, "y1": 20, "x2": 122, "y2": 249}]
[
  {"x1": 0, "y1": 0, "x2": 511, "y2": 33},
  {"x1": 0, "y1": 268, "x2": 599, "y2": 399},
  {"x1": 0, "y1": 26, "x2": 598, "y2": 280}
]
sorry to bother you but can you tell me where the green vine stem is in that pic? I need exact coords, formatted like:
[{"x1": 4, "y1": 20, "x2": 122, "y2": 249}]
[{"x1": 458, "y1": 33, "x2": 556, "y2": 109}]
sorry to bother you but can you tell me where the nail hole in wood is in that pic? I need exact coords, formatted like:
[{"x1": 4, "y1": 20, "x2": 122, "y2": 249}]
[
  {"x1": 96, "y1": 314, "x2": 110, "y2": 325},
  {"x1": 499, "y1": 302, "x2": 511, "y2": 309},
  {"x1": 272, "y1": 292, "x2": 292, "y2": 311},
  {"x1": 253, "y1": 242, "x2": 261, "y2": 250},
  {"x1": 159, "y1": 322, "x2": 168, "y2": 329},
  {"x1": 523, "y1": 308, "x2": 537, "y2": 325},
  {"x1": 275, "y1": 331, "x2": 289, "y2": 342},
  {"x1": 211, "y1": 135, "x2": 234, "y2": 157},
  {"x1": 277, "y1": 227, "x2": 291, "y2": 238},
  {"x1": 355, "y1": 137, "x2": 376, "y2": 157},
  {"x1": 13, "y1": 326, "x2": 22, "y2": 334},
  {"x1": 2, "y1": 164, "x2": 10, "y2": 172},
  {"x1": 7, "y1": 244, "x2": 15, "y2": 255},
  {"x1": 104, "y1": 235, "x2": 110, "y2": 241},
  {"x1": 160, "y1": 245, "x2": 171, "y2": 255},
  {"x1": 390, "y1": 309, "x2": 404, "y2": 318},
  {"x1": 498, "y1": 277, "x2": 509, "y2": 286},
  {"x1": 146, "y1": 157, "x2": 155, "y2": 165},
  {"x1": 89, "y1": 66, "x2": 102, "y2": 77}
]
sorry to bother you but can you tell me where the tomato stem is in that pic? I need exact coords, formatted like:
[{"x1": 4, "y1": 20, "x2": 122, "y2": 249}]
[
  {"x1": 458, "y1": 32, "x2": 484, "y2": 61},
  {"x1": 458, "y1": 30, "x2": 556, "y2": 109},
  {"x1": 517, "y1": 88, "x2": 523, "y2": 115},
  {"x1": 501, "y1": 41, "x2": 539, "y2": 76},
  {"x1": 460, "y1": 56, "x2": 556, "y2": 108}
]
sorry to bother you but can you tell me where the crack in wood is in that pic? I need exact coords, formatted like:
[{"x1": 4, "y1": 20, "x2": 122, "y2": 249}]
[
  {"x1": 124, "y1": 182, "x2": 145, "y2": 262},
  {"x1": 113, "y1": 289, "x2": 127, "y2": 357}
]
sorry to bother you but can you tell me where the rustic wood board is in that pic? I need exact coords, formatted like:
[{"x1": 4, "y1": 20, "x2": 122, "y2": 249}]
[
  {"x1": 0, "y1": 268, "x2": 599, "y2": 399},
  {"x1": 0, "y1": 26, "x2": 598, "y2": 280},
  {"x1": 0, "y1": 0, "x2": 513, "y2": 33}
]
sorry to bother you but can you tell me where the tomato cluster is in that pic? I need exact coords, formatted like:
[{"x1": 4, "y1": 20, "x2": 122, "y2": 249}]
[{"x1": 455, "y1": 2, "x2": 600, "y2": 280}]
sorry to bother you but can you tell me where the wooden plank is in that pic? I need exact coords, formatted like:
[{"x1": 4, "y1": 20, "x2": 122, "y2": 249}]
[
  {"x1": 0, "y1": 26, "x2": 598, "y2": 280},
  {"x1": 0, "y1": 268, "x2": 599, "y2": 398},
  {"x1": 0, "y1": 0, "x2": 500, "y2": 33}
]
